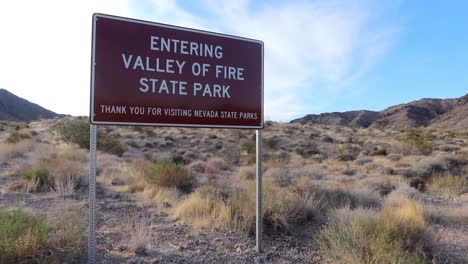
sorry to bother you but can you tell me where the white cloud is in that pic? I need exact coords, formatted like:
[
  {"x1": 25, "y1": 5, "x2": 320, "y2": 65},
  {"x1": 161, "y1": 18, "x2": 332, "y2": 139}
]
[{"x1": 0, "y1": 0, "x2": 396, "y2": 121}]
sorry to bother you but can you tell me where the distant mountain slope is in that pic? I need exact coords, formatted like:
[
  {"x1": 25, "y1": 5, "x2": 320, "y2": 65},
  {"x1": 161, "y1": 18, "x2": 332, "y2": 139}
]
[
  {"x1": 291, "y1": 94, "x2": 468, "y2": 129},
  {"x1": 0, "y1": 89, "x2": 63, "y2": 121}
]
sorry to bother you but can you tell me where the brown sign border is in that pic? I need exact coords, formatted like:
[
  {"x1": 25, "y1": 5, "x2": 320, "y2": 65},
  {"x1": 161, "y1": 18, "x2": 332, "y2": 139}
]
[{"x1": 90, "y1": 13, "x2": 264, "y2": 129}]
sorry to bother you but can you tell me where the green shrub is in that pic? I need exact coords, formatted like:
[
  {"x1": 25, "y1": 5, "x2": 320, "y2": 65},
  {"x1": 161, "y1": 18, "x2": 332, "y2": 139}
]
[
  {"x1": 20, "y1": 166, "x2": 51, "y2": 191},
  {"x1": 0, "y1": 208, "x2": 49, "y2": 263},
  {"x1": 145, "y1": 161, "x2": 194, "y2": 192},
  {"x1": 5, "y1": 131, "x2": 31, "y2": 144},
  {"x1": 399, "y1": 129, "x2": 435, "y2": 155},
  {"x1": 50, "y1": 118, "x2": 126, "y2": 156}
]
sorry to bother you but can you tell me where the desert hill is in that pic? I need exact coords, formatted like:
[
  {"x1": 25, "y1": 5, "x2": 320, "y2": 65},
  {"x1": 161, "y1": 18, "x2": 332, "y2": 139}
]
[
  {"x1": 0, "y1": 88, "x2": 63, "y2": 121},
  {"x1": 291, "y1": 94, "x2": 468, "y2": 129}
]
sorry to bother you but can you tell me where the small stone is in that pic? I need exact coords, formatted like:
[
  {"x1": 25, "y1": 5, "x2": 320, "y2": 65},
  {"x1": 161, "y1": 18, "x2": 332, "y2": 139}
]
[{"x1": 236, "y1": 247, "x2": 242, "y2": 254}]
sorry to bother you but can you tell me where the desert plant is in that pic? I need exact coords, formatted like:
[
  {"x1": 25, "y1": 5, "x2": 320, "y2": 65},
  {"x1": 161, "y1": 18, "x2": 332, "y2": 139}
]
[
  {"x1": 144, "y1": 160, "x2": 194, "y2": 192},
  {"x1": 335, "y1": 144, "x2": 359, "y2": 161},
  {"x1": 20, "y1": 166, "x2": 51, "y2": 192},
  {"x1": 0, "y1": 208, "x2": 49, "y2": 263},
  {"x1": 317, "y1": 197, "x2": 427, "y2": 264},
  {"x1": 410, "y1": 154, "x2": 466, "y2": 179},
  {"x1": 428, "y1": 174, "x2": 468, "y2": 197},
  {"x1": 125, "y1": 211, "x2": 152, "y2": 255},
  {"x1": 48, "y1": 202, "x2": 86, "y2": 258},
  {"x1": 399, "y1": 129, "x2": 435, "y2": 155},
  {"x1": 50, "y1": 118, "x2": 126, "y2": 156},
  {"x1": 5, "y1": 131, "x2": 31, "y2": 144}
]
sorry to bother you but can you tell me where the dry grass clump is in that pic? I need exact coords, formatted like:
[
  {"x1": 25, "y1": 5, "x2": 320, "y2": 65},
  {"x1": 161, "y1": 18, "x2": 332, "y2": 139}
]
[
  {"x1": 410, "y1": 154, "x2": 466, "y2": 179},
  {"x1": 125, "y1": 211, "x2": 153, "y2": 255},
  {"x1": 424, "y1": 204, "x2": 468, "y2": 226},
  {"x1": 0, "y1": 140, "x2": 33, "y2": 163},
  {"x1": 4, "y1": 130, "x2": 31, "y2": 144},
  {"x1": 173, "y1": 186, "x2": 232, "y2": 229},
  {"x1": 335, "y1": 144, "x2": 359, "y2": 161},
  {"x1": 317, "y1": 196, "x2": 428, "y2": 264},
  {"x1": 48, "y1": 202, "x2": 86, "y2": 258},
  {"x1": 428, "y1": 174, "x2": 468, "y2": 197}
]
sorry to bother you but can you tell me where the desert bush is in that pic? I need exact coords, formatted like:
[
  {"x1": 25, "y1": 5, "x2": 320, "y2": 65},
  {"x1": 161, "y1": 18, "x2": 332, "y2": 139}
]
[
  {"x1": 238, "y1": 166, "x2": 256, "y2": 181},
  {"x1": 0, "y1": 141, "x2": 33, "y2": 163},
  {"x1": 48, "y1": 202, "x2": 86, "y2": 258},
  {"x1": 125, "y1": 211, "x2": 152, "y2": 255},
  {"x1": 188, "y1": 160, "x2": 205, "y2": 173},
  {"x1": 0, "y1": 208, "x2": 49, "y2": 263},
  {"x1": 173, "y1": 181, "x2": 315, "y2": 234},
  {"x1": 317, "y1": 197, "x2": 427, "y2": 264},
  {"x1": 241, "y1": 140, "x2": 256, "y2": 154},
  {"x1": 264, "y1": 136, "x2": 280, "y2": 149},
  {"x1": 172, "y1": 186, "x2": 232, "y2": 228},
  {"x1": 424, "y1": 204, "x2": 468, "y2": 226},
  {"x1": 428, "y1": 174, "x2": 468, "y2": 197},
  {"x1": 5, "y1": 131, "x2": 31, "y2": 144},
  {"x1": 387, "y1": 153, "x2": 402, "y2": 161},
  {"x1": 144, "y1": 160, "x2": 194, "y2": 192},
  {"x1": 20, "y1": 166, "x2": 51, "y2": 192},
  {"x1": 204, "y1": 158, "x2": 226, "y2": 179},
  {"x1": 265, "y1": 168, "x2": 291, "y2": 187},
  {"x1": 410, "y1": 154, "x2": 466, "y2": 179},
  {"x1": 221, "y1": 147, "x2": 241, "y2": 166},
  {"x1": 361, "y1": 143, "x2": 388, "y2": 156},
  {"x1": 335, "y1": 144, "x2": 359, "y2": 161},
  {"x1": 399, "y1": 129, "x2": 435, "y2": 155},
  {"x1": 50, "y1": 118, "x2": 126, "y2": 156},
  {"x1": 295, "y1": 142, "x2": 319, "y2": 158}
]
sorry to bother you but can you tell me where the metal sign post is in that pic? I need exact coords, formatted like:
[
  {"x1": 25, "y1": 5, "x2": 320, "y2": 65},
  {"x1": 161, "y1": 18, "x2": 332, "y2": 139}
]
[
  {"x1": 256, "y1": 129, "x2": 263, "y2": 253},
  {"x1": 88, "y1": 124, "x2": 97, "y2": 264}
]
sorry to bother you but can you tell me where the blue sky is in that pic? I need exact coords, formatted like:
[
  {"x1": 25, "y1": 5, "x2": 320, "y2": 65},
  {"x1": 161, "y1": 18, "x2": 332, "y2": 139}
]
[{"x1": 0, "y1": 0, "x2": 467, "y2": 121}]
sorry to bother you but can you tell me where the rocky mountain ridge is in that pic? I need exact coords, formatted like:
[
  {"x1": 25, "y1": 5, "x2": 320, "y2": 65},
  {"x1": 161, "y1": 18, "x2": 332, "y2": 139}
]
[{"x1": 291, "y1": 94, "x2": 468, "y2": 129}]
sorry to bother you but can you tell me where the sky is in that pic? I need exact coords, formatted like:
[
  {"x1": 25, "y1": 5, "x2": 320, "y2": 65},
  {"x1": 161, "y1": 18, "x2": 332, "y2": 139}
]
[{"x1": 0, "y1": 0, "x2": 467, "y2": 121}]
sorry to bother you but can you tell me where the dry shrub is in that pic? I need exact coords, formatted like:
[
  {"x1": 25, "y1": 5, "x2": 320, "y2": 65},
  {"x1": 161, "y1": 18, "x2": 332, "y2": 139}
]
[
  {"x1": 317, "y1": 196, "x2": 427, "y2": 264},
  {"x1": 204, "y1": 158, "x2": 225, "y2": 178},
  {"x1": 410, "y1": 154, "x2": 466, "y2": 179},
  {"x1": 144, "y1": 160, "x2": 194, "y2": 193},
  {"x1": 335, "y1": 144, "x2": 359, "y2": 161},
  {"x1": 428, "y1": 174, "x2": 468, "y2": 197},
  {"x1": 48, "y1": 202, "x2": 86, "y2": 258},
  {"x1": 264, "y1": 168, "x2": 291, "y2": 187},
  {"x1": 188, "y1": 160, "x2": 205, "y2": 173},
  {"x1": 172, "y1": 186, "x2": 232, "y2": 228},
  {"x1": 5, "y1": 131, "x2": 31, "y2": 144},
  {"x1": 424, "y1": 204, "x2": 468, "y2": 226},
  {"x1": 399, "y1": 129, "x2": 435, "y2": 155},
  {"x1": 20, "y1": 166, "x2": 51, "y2": 192},
  {"x1": 237, "y1": 166, "x2": 256, "y2": 181},
  {"x1": 153, "y1": 187, "x2": 181, "y2": 208},
  {"x1": 0, "y1": 140, "x2": 33, "y2": 163},
  {"x1": 45, "y1": 158, "x2": 87, "y2": 197},
  {"x1": 125, "y1": 211, "x2": 152, "y2": 255}
]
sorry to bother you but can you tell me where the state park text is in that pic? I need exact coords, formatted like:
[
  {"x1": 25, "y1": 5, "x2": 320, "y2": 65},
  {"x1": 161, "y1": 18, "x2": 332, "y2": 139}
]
[
  {"x1": 121, "y1": 36, "x2": 245, "y2": 98},
  {"x1": 100, "y1": 105, "x2": 258, "y2": 120}
]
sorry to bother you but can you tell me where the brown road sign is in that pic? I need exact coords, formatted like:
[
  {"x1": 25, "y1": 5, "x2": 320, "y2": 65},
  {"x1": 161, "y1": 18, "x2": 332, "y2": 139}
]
[{"x1": 90, "y1": 13, "x2": 263, "y2": 128}]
